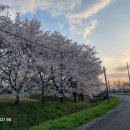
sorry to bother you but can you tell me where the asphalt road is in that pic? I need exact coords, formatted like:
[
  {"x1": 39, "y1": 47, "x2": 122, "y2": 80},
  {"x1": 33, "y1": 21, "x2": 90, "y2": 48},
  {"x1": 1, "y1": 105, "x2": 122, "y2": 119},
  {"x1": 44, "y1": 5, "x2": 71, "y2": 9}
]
[{"x1": 78, "y1": 95, "x2": 130, "y2": 130}]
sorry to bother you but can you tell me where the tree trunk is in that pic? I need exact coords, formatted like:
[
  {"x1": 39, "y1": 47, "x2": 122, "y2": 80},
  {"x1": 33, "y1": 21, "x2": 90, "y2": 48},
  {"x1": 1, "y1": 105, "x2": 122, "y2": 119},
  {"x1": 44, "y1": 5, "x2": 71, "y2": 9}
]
[
  {"x1": 41, "y1": 92, "x2": 44, "y2": 103},
  {"x1": 60, "y1": 89, "x2": 64, "y2": 103},
  {"x1": 60, "y1": 96, "x2": 64, "y2": 103},
  {"x1": 77, "y1": 94, "x2": 80, "y2": 101},
  {"x1": 80, "y1": 93, "x2": 84, "y2": 101},
  {"x1": 15, "y1": 93, "x2": 20, "y2": 105},
  {"x1": 73, "y1": 92, "x2": 77, "y2": 103},
  {"x1": 41, "y1": 87, "x2": 45, "y2": 103}
]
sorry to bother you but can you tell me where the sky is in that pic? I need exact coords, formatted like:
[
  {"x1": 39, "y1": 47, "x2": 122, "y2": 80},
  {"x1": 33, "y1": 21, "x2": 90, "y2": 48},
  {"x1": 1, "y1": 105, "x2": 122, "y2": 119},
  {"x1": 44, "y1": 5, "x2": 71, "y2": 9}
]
[{"x1": 1, "y1": 0, "x2": 130, "y2": 82}]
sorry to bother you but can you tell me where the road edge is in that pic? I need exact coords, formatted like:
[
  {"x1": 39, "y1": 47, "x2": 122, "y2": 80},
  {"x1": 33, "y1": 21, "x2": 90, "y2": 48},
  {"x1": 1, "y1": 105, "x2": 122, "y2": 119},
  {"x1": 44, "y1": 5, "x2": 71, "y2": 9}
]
[{"x1": 77, "y1": 96, "x2": 121, "y2": 130}]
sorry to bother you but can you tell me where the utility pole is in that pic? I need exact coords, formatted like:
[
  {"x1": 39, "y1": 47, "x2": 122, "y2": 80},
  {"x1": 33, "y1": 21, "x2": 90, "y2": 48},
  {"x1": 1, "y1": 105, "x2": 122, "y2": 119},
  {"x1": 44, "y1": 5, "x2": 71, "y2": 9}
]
[
  {"x1": 103, "y1": 66, "x2": 110, "y2": 104},
  {"x1": 108, "y1": 80, "x2": 111, "y2": 97},
  {"x1": 126, "y1": 63, "x2": 130, "y2": 86}
]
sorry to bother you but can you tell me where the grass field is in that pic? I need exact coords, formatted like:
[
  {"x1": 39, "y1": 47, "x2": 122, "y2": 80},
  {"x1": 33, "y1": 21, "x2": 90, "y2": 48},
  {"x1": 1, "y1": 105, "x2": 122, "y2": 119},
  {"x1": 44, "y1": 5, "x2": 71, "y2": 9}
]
[
  {"x1": 0, "y1": 97, "x2": 101, "y2": 130},
  {"x1": 30, "y1": 97, "x2": 120, "y2": 130}
]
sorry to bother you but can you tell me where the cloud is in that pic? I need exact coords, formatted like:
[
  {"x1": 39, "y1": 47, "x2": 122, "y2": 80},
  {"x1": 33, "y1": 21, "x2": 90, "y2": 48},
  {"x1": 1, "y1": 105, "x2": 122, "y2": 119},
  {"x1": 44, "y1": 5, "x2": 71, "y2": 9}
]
[
  {"x1": 115, "y1": 66, "x2": 127, "y2": 72},
  {"x1": 1, "y1": 0, "x2": 81, "y2": 15},
  {"x1": 107, "y1": 72, "x2": 127, "y2": 78},
  {"x1": 68, "y1": 0, "x2": 111, "y2": 20},
  {"x1": 1, "y1": 0, "x2": 36, "y2": 15},
  {"x1": 58, "y1": 23, "x2": 64, "y2": 29},
  {"x1": 67, "y1": 19, "x2": 98, "y2": 38},
  {"x1": 101, "y1": 55, "x2": 130, "y2": 81},
  {"x1": 0, "y1": 0, "x2": 111, "y2": 38},
  {"x1": 83, "y1": 20, "x2": 98, "y2": 38},
  {"x1": 67, "y1": 0, "x2": 111, "y2": 38},
  {"x1": 43, "y1": 0, "x2": 81, "y2": 16},
  {"x1": 68, "y1": 19, "x2": 83, "y2": 35}
]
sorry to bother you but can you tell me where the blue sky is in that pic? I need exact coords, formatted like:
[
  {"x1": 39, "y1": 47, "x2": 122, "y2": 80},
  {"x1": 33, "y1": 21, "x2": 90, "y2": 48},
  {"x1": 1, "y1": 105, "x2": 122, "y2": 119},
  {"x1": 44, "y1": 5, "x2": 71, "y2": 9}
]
[{"x1": 1, "y1": 0, "x2": 130, "y2": 81}]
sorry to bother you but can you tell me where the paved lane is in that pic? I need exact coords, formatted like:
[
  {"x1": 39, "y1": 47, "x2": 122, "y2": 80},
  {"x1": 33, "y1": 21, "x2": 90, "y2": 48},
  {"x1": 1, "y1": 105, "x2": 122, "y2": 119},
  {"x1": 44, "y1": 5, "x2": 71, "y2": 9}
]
[{"x1": 79, "y1": 95, "x2": 130, "y2": 130}]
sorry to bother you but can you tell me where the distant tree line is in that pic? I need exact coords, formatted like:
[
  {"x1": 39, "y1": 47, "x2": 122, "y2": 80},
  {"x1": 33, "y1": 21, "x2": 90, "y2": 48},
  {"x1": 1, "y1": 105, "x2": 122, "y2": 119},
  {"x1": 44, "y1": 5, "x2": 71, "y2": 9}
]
[{"x1": 110, "y1": 80, "x2": 130, "y2": 93}]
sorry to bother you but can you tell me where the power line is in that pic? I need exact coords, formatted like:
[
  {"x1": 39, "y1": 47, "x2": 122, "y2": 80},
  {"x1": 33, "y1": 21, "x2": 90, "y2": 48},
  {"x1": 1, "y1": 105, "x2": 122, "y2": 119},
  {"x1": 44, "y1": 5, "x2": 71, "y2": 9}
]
[
  {"x1": 0, "y1": 28, "x2": 55, "y2": 51},
  {"x1": 0, "y1": 28, "x2": 74, "y2": 55}
]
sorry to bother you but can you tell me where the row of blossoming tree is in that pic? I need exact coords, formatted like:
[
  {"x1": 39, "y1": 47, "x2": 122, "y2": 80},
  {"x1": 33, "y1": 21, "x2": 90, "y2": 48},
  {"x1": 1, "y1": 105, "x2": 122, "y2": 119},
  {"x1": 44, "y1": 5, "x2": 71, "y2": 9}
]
[{"x1": 0, "y1": 5, "x2": 102, "y2": 105}]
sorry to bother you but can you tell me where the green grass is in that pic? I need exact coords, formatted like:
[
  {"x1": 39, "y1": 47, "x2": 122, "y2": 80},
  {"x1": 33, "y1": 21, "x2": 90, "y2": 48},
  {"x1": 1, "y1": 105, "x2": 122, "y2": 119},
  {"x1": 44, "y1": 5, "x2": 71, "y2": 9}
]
[
  {"x1": 30, "y1": 97, "x2": 120, "y2": 130},
  {"x1": 0, "y1": 98, "x2": 100, "y2": 130}
]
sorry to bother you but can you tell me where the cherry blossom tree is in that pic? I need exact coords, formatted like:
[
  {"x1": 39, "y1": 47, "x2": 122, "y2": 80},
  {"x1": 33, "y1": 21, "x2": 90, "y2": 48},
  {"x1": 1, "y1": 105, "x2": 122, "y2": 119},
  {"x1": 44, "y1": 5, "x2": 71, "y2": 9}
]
[
  {"x1": 0, "y1": 5, "x2": 103, "y2": 104},
  {"x1": 0, "y1": 10, "x2": 43, "y2": 105}
]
